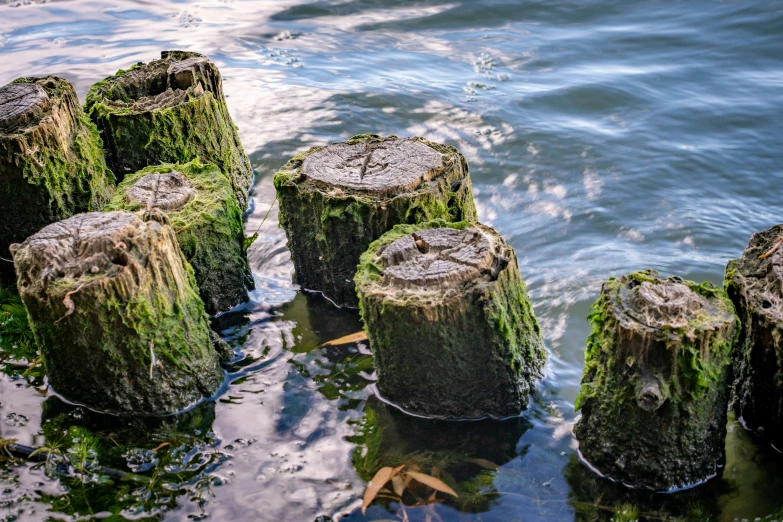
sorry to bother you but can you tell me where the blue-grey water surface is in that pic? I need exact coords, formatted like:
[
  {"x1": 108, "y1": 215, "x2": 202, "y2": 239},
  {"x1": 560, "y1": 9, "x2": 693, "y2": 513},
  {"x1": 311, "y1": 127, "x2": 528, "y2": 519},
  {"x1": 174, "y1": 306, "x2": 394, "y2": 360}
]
[{"x1": 1, "y1": 1, "x2": 782, "y2": 520}]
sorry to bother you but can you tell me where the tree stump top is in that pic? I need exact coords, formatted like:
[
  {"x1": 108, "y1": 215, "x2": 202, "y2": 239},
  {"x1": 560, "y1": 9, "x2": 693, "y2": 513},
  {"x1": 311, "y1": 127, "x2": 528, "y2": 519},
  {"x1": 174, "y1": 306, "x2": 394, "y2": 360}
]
[
  {"x1": 729, "y1": 224, "x2": 783, "y2": 321},
  {"x1": 125, "y1": 172, "x2": 195, "y2": 211},
  {"x1": 302, "y1": 138, "x2": 445, "y2": 197},
  {"x1": 95, "y1": 51, "x2": 219, "y2": 114},
  {"x1": 612, "y1": 271, "x2": 734, "y2": 333},
  {"x1": 12, "y1": 211, "x2": 147, "y2": 282},
  {"x1": 0, "y1": 82, "x2": 49, "y2": 133},
  {"x1": 377, "y1": 226, "x2": 499, "y2": 292}
]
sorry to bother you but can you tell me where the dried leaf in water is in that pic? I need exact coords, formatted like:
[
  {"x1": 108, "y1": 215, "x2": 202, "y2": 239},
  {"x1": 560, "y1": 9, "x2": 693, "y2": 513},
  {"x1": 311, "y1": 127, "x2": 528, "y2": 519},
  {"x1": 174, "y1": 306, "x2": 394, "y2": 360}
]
[
  {"x1": 319, "y1": 331, "x2": 368, "y2": 348},
  {"x1": 466, "y1": 458, "x2": 499, "y2": 470},
  {"x1": 404, "y1": 471, "x2": 458, "y2": 498},
  {"x1": 362, "y1": 466, "x2": 396, "y2": 512},
  {"x1": 391, "y1": 474, "x2": 405, "y2": 497}
]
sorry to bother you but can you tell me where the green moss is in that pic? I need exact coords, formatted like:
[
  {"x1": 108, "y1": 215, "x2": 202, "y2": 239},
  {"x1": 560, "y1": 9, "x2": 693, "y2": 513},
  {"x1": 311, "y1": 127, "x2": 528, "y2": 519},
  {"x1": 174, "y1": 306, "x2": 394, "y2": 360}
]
[
  {"x1": 0, "y1": 283, "x2": 36, "y2": 366},
  {"x1": 274, "y1": 135, "x2": 477, "y2": 307},
  {"x1": 84, "y1": 51, "x2": 252, "y2": 208},
  {"x1": 0, "y1": 76, "x2": 115, "y2": 273},
  {"x1": 106, "y1": 161, "x2": 252, "y2": 314}
]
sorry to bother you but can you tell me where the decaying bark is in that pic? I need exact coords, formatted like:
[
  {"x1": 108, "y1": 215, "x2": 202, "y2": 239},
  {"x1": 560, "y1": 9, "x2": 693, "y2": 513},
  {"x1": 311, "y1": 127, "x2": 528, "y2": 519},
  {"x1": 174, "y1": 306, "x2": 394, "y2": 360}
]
[
  {"x1": 0, "y1": 77, "x2": 114, "y2": 282},
  {"x1": 107, "y1": 161, "x2": 253, "y2": 315},
  {"x1": 574, "y1": 270, "x2": 737, "y2": 491},
  {"x1": 10, "y1": 211, "x2": 224, "y2": 415},
  {"x1": 725, "y1": 224, "x2": 783, "y2": 445},
  {"x1": 355, "y1": 220, "x2": 544, "y2": 419},
  {"x1": 85, "y1": 50, "x2": 252, "y2": 208},
  {"x1": 275, "y1": 134, "x2": 477, "y2": 307}
]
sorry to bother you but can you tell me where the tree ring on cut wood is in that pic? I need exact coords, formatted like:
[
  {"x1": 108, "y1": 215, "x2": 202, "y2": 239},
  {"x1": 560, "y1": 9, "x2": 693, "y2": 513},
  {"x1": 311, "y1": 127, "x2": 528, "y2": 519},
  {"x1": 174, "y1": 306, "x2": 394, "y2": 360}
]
[
  {"x1": 302, "y1": 139, "x2": 444, "y2": 197},
  {"x1": 0, "y1": 82, "x2": 49, "y2": 133},
  {"x1": 125, "y1": 171, "x2": 196, "y2": 211}
]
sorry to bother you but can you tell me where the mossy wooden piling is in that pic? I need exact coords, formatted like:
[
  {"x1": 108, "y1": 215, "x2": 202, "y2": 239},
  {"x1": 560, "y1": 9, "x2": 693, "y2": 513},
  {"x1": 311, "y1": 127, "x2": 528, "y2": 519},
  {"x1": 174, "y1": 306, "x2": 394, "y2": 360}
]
[
  {"x1": 275, "y1": 134, "x2": 477, "y2": 307},
  {"x1": 107, "y1": 161, "x2": 253, "y2": 315},
  {"x1": 0, "y1": 76, "x2": 114, "y2": 282},
  {"x1": 354, "y1": 220, "x2": 544, "y2": 419},
  {"x1": 725, "y1": 224, "x2": 783, "y2": 445},
  {"x1": 574, "y1": 270, "x2": 737, "y2": 491},
  {"x1": 10, "y1": 211, "x2": 224, "y2": 415},
  {"x1": 85, "y1": 51, "x2": 252, "y2": 208}
]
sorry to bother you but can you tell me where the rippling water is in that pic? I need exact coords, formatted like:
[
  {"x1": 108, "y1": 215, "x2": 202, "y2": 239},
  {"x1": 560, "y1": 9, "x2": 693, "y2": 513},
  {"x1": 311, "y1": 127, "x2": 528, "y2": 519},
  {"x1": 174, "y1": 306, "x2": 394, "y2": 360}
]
[{"x1": 2, "y1": 1, "x2": 783, "y2": 521}]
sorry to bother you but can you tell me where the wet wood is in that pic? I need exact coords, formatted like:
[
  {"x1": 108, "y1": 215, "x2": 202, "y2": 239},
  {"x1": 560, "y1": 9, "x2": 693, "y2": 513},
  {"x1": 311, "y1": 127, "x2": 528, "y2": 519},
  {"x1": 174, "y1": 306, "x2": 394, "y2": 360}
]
[
  {"x1": 10, "y1": 211, "x2": 223, "y2": 414},
  {"x1": 0, "y1": 82, "x2": 48, "y2": 133},
  {"x1": 725, "y1": 224, "x2": 783, "y2": 445},
  {"x1": 355, "y1": 222, "x2": 544, "y2": 419},
  {"x1": 574, "y1": 270, "x2": 737, "y2": 491},
  {"x1": 275, "y1": 134, "x2": 477, "y2": 307},
  {"x1": 303, "y1": 138, "x2": 445, "y2": 197}
]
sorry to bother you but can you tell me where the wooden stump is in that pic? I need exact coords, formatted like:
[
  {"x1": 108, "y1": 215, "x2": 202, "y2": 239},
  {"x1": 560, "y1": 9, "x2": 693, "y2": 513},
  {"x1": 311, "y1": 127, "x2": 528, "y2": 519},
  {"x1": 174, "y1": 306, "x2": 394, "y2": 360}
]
[
  {"x1": 107, "y1": 161, "x2": 253, "y2": 315},
  {"x1": 10, "y1": 211, "x2": 224, "y2": 415},
  {"x1": 275, "y1": 134, "x2": 477, "y2": 307},
  {"x1": 354, "y1": 220, "x2": 544, "y2": 419},
  {"x1": 85, "y1": 50, "x2": 252, "y2": 208},
  {"x1": 0, "y1": 77, "x2": 115, "y2": 282},
  {"x1": 574, "y1": 270, "x2": 737, "y2": 491},
  {"x1": 725, "y1": 224, "x2": 783, "y2": 445}
]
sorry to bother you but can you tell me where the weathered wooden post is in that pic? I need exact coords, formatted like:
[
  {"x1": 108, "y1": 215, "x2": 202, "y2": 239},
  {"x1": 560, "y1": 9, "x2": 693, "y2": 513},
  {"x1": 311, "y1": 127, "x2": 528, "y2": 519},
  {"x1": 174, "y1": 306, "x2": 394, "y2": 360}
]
[
  {"x1": 354, "y1": 220, "x2": 544, "y2": 419},
  {"x1": 85, "y1": 50, "x2": 252, "y2": 208},
  {"x1": 107, "y1": 161, "x2": 253, "y2": 315},
  {"x1": 574, "y1": 270, "x2": 737, "y2": 491},
  {"x1": 725, "y1": 224, "x2": 783, "y2": 445},
  {"x1": 10, "y1": 211, "x2": 224, "y2": 415},
  {"x1": 275, "y1": 134, "x2": 477, "y2": 307},
  {"x1": 0, "y1": 77, "x2": 114, "y2": 282}
]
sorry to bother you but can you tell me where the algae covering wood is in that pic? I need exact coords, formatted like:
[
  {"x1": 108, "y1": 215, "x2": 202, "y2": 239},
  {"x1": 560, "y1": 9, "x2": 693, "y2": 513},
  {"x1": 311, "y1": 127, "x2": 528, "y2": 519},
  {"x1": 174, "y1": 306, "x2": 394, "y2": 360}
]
[
  {"x1": 725, "y1": 224, "x2": 783, "y2": 446},
  {"x1": 354, "y1": 219, "x2": 545, "y2": 419},
  {"x1": 574, "y1": 270, "x2": 737, "y2": 491},
  {"x1": 107, "y1": 161, "x2": 253, "y2": 315},
  {"x1": 84, "y1": 50, "x2": 253, "y2": 209},
  {"x1": 0, "y1": 77, "x2": 115, "y2": 282},
  {"x1": 10, "y1": 211, "x2": 224, "y2": 415},
  {"x1": 275, "y1": 134, "x2": 477, "y2": 307}
]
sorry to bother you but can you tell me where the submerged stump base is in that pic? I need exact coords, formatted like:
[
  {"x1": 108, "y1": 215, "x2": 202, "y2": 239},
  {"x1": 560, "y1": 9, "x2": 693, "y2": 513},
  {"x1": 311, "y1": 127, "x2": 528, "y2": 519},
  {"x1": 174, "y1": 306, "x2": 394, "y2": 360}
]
[
  {"x1": 355, "y1": 220, "x2": 544, "y2": 419},
  {"x1": 0, "y1": 77, "x2": 114, "y2": 281},
  {"x1": 725, "y1": 224, "x2": 783, "y2": 445},
  {"x1": 107, "y1": 161, "x2": 253, "y2": 315},
  {"x1": 275, "y1": 134, "x2": 477, "y2": 307},
  {"x1": 574, "y1": 270, "x2": 737, "y2": 491},
  {"x1": 10, "y1": 211, "x2": 224, "y2": 415},
  {"x1": 85, "y1": 50, "x2": 252, "y2": 208}
]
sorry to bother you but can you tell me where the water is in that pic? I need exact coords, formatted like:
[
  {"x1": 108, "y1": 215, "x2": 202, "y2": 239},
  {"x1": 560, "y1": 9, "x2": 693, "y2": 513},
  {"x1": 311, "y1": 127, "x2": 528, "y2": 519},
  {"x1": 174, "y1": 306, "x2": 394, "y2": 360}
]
[{"x1": 1, "y1": 0, "x2": 782, "y2": 520}]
